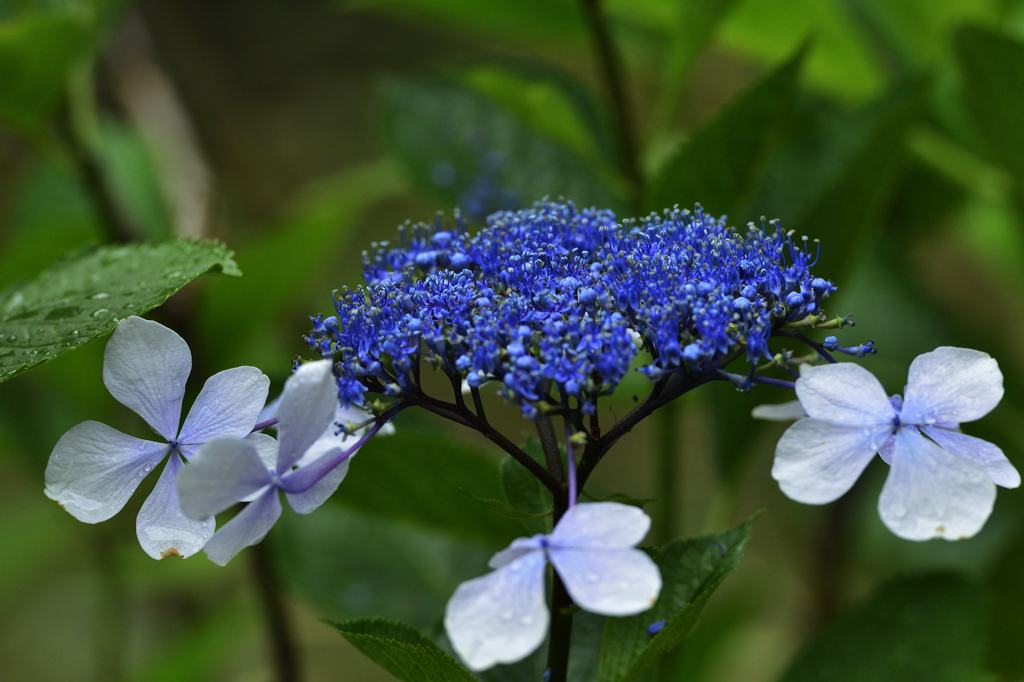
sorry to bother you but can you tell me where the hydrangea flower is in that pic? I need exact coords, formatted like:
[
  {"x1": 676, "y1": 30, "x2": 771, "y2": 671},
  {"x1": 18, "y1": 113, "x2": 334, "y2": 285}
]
[
  {"x1": 444, "y1": 501, "x2": 661, "y2": 671},
  {"x1": 771, "y1": 347, "x2": 1019, "y2": 540},
  {"x1": 44, "y1": 316, "x2": 270, "y2": 559},
  {"x1": 308, "y1": 201, "x2": 832, "y2": 417},
  {"x1": 177, "y1": 359, "x2": 381, "y2": 565}
]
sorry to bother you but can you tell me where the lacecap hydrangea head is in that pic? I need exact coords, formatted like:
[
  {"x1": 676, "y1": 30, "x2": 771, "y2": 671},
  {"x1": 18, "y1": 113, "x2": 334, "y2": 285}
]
[{"x1": 307, "y1": 200, "x2": 834, "y2": 417}]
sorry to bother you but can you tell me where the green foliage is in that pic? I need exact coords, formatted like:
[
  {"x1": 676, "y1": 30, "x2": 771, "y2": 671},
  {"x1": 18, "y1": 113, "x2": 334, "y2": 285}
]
[
  {"x1": 954, "y1": 26, "x2": 1024, "y2": 213},
  {"x1": 461, "y1": 489, "x2": 553, "y2": 521},
  {"x1": 379, "y1": 77, "x2": 624, "y2": 218},
  {"x1": 94, "y1": 119, "x2": 173, "y2": 241},
  {"x1": 326, "y1": 617, "x2": 476, "y2": 682},
  {"x1": 276, "y1": 504, "x2": 492, "y2": 627},
  {"x1": 597, "y1": 514, "x2": 756, "y2": 682},
  {"x1": 502, "y1": 435, "x2": 554, "y2": 534},
  {"x1": 335, "y1": 427, "x2": 524, "y2": 546},
  {"x1": 645, "y1": 46, "x2": 805, "y2": 217},
  {"x1": 0, "y1": 240, "x2": 239, "y2": 383},
  {"x1": 777, "y1": 574, "x2": 988, "y2": 682}
]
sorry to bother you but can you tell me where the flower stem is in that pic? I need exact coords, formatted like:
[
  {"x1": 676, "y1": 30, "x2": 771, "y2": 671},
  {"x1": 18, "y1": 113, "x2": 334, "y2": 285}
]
[
  {"x1": 656, "y1": 399, "x2": 680, "y2": 542},
  {"x1": 546, "y1": 497, "x2": 575, "y2": 682},
  {"x1": 580, "y1": 0, "x2": 642, "y2": 205},
  {"x1": 537, "y1": 416, "x2": 566, "y2": 482},
  {"x1": 250, "y1": 541, "x2": 300, "y2": 682}
]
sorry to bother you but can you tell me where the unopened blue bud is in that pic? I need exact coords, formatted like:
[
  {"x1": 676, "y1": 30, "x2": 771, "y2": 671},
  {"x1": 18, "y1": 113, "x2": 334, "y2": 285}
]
[
  {"x1": 823, "y1": 336, "x2": 839, "y2": 351},
  {"x1": 579, "y1": 287, "x2": 597, "y2": 306},
  {"x1": 647, "y1": 620, "x2": 666, "y2": 636},
  {"x1": 785, "y1": 291, "x2": 804, "y2": 309}
]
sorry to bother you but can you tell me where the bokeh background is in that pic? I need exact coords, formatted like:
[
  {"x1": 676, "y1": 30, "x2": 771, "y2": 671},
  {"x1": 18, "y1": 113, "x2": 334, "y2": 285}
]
[{"x1": 1, "y1": 0, "x2": 1023, "y2": 680}]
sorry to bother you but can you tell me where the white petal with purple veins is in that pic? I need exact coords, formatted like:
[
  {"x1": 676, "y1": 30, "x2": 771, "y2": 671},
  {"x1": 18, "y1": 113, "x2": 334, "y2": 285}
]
[
  {"x1": 772, "y1": 418, "x2": 891, "y2": 504},
  {"x1": 921, "y1": 426, "x2": 1020, "y2": 488},
  {"x1": 277, "y1": 360, "x2": 338, "y2": 471},
  {"x1": 102, "y1": 316, "x2": 191, "y2": 440},
  {"x1": 177, "y1": 436, "x2": 274, "y2": 520},
  {"x1": 796, "y1": 363, "x2": 895, "y2": 427},
  {"x1": 45, "y1": 421, "x2": 168, "y2": 523},
  {"x1": 136, "y1": 453, "x2": 215, "y2": 559},
  {"x1": 901, "y1": 347, "x2": 1003, "y2": 426},
  {"x1": 879, "y1": 427, "x2": 995, "y2": 541},
  {"x1": 202, "y1": 488, "x2": 283, "y2": 566},
  {"x1": 751, "y1": 400, "x2": 807, "y2": 421},
  {"x1": 878, "y1": 434, "x2": 896, "y2": 465},
  {"x1": 549, "y1": 502, "x2": 651, "y2": 549},
  {"x1": 549, "y1": 547, "x2": 661, "y2": 616},
  {"x1": 179, "y1": 366, "x2": 269, "y2": 444},
  {"x1": 444, "y1": 551, "x2": 548, "y2": 671}
]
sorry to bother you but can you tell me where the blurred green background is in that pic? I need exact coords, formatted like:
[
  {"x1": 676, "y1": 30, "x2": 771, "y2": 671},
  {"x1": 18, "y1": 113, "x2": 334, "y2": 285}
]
[{"x1": 1, "y1": 0, "x2": 1023, "y2": 680}]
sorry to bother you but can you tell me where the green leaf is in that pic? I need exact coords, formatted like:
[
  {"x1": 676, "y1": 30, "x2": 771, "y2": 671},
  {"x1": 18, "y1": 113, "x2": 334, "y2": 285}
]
[
  {"x1": 597, "y1": 514, "x2": 757, "y2": 682},
  {"x1": 337, "y1": 428, "x2": 524, "y2": 546},
  {"x1": 777, "y1": 574, "x2": 988, "y2": 682},
  {"x1": 276, "y1": 505, "x2": 492, "y2": 626},
  {"x1": 986, "y1": 530, "x2": 1024, "y2": 678},
  {"x1": 716, "y1": 0, "x2": 886, "y2": 103},
  {"x1": 0, "y1": 239, "x2": 239, "y2": 383},
  {"x1": 581, "y1": 490, "x2": 656, "y2": 509},
  {"x1": 461, "y1": 489, "x2": 552, "y2": 520},
  {"x1": 644, "y1": 46, "x2": 806, "y2": 217},
  {"x1": 502, "y1": 434, "x2": 554, "y2": 534},
  {"x1": 327, "y1": 617, "x2": 476, "y2": 682},
  {"x1": 343, "y1": 0, "x2": 585, "y2": 46},
  {"x1": 379, "y1": 77, "x2": 625, "y2": 219},
  {"x1": 954, "y1": 26, "x2": 1024, "y2": 214}
]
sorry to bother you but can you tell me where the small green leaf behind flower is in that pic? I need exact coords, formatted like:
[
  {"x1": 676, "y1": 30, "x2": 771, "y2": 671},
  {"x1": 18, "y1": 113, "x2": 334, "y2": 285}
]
[
  {"x1": 326, "y1": 617, "x2": 476, "y2": 682},
  {"x1": 0, "y1": 239, "x2": 239, "y2": 384},
  {"x1": 597, "y1": 513, "x2": 758, "y2": 682}
]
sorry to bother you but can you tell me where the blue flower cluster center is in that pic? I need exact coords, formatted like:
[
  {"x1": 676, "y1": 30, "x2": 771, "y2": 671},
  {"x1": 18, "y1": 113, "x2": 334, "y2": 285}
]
[{"x1": 308, "y1": 200, "x2": 834, "y2": 417}]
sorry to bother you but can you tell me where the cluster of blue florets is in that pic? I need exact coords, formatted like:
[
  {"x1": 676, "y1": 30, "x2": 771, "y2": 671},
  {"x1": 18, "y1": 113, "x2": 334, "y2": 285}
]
[{"x1": 307, "y1": 200, "x2": 835, "y2": 417}]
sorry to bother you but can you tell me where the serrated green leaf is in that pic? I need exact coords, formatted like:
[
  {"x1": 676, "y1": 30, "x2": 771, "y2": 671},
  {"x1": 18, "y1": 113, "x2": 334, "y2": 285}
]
[
  {"x1": 502, "y1": 434, "x2": 554, "y2": 534},
  {"x1": 777, "y1": 574, "x2": 987, "y2": 682},
  {"x1": 327, "y1": 617, "x2": 476, "y2": 682},
  {"x1": 461, "y1": 488, "x2": 553, "y2": 520},
  {"x1": 644, "y1": 46, "x2": 806, "y2": 216},
  {"x1": 597, "y1": 514, "x2": 757, "y2": 682},
  {"x1": 0, "y1": 240, "x2": 239, "y2": 383},
  {"x1": 379, "y1": 77, "x2": 624, "y2": 219},
  {"x1": 337, "y1": 428, "x2": 524, "y2": 546}
]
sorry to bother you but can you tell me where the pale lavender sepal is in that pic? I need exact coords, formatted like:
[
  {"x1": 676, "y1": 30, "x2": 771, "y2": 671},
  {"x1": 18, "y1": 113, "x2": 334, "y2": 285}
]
[
  {"x1": 549, "y1": 547, "x2": 661, "y2": 616},
  {"x1": 102, "y1": 316, "x2": 191, "y2": 441},
  {"x1": 921, "y1": 426, "x2": 1021, "y2": 488},
  {"x1": 549, "y1": 501, "x2": 651, "y2": 549},
  {"x1": 284, "y1": 438, "x2": 348, "y2": 514},
  {"x1": 258, "y1": 395, "x2": 282, "y2": 425},
  {"x1": 878, "y1": 434, "x2": 896, "y2": 465},
  {"x1": 772, "y1": 418, "x2": 891, "y2": 505},
  {"x1": 277, "y1": 360, "x2": 338, "y2": 471},
  {"x1": 44, "y1": 421, "x2": 168, "y2": 523},
  {"x1": 901, "y1": 347, "x2": 1003, "y2": 427},
  {"x1": 136, "y1": 452, "x2": 215, "y2": 559},
  {"x1": 444, "y1": 550, "x2": 548, "y2": 672},
  {"x1": 795, "y1": 363, "x2": 895, "y2": 427},
  {"x1": 751, "y1": 400, "x2": 807, "y2": 421},
  {"x1": 203, "y1": 487, "x2": 283, "y2": 566},
  {"x1": 488, "y1": 535, "x2": 544, "y2": 569},
  {"x1": 878, "y1": 427, "x2": 995, "y2": 541},
  {"x1": 177, "y1": 436, "x2": 274, "y2": 520},
  {"x1": 179, "y1": 366, "x2": 270, "y2": 444}
]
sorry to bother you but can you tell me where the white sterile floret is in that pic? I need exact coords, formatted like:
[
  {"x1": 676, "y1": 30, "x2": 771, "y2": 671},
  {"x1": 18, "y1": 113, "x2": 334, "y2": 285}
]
[
  {"x1": 177, "y1": 359, "x2": 387, "y2": 565},
  {"x1": 44, "y1": 316, "x2": 269, "y2": 559},
  {"x1": 444, "y1": 501, "x2": 661, "y2": 671},
  {"x1": 770, "y1": 347, "x2": 1018, "y2": 542}
]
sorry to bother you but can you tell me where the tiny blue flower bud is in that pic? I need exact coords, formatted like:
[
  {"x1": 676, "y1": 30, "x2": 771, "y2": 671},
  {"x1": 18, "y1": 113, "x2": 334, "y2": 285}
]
[
  {"x1": 823, "y1": 336, "x2": 839, "y2": 351},
  {"x1": 647, "y1": 620, "x2": 666, "y2": 636},
  {"x1": 579, "y1": 287, "x2": 597, "y2": 306},
  {"x1": 785, "y1": 291, "x2": 804, "y2": 310}
]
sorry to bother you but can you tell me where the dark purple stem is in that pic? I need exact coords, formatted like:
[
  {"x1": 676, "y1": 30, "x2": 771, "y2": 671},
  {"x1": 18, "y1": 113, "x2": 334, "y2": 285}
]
[
  {"x1": 251, "y1": 417, "x2": 280, "y2": 432},
  {"x1": 716, "y1": 370, "x2": 796, "y2": 390},
  {"x1": 777, "y1": 330, "x2": 838, "y2": 364},
  {"x1": 279, "y1": 421, "x2": 386, "y2": 493}
]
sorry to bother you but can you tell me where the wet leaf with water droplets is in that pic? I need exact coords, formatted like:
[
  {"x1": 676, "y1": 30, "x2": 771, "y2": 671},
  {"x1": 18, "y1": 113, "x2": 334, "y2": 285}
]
[{"x1": 0, "y1": 240, "x2": 240, "y2": 383}]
